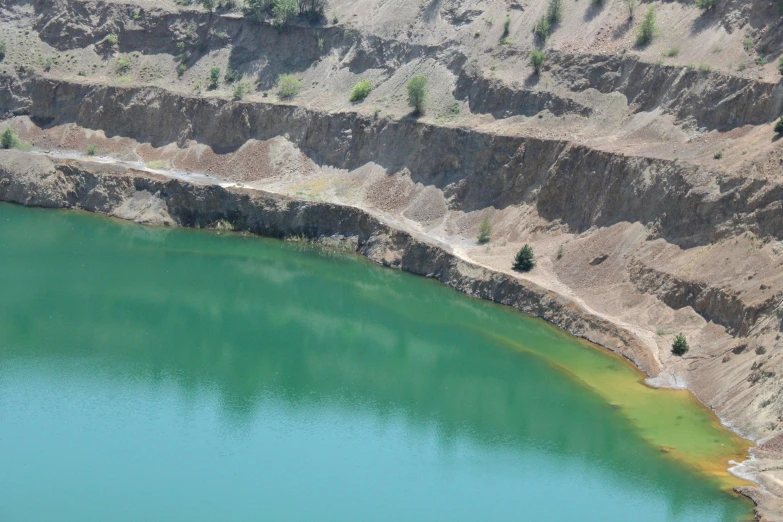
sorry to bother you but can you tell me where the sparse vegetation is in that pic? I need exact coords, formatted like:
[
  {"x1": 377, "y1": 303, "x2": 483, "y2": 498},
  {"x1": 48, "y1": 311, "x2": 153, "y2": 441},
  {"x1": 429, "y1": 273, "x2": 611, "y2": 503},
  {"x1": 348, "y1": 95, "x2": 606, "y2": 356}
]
[
  {"x1": 86, "y1": 144, "x2": 98, "y2": 156},
  {"x1": 636, "y1": 5, "x2": 656, "y2": 47},
  {"x1": 743, "y1": 37, "x2": 753, "y2": 53},
  {"x1": 407, "y1": 75, "x2": 427, "y2": 115},
  {"x1": 513, "y1": 244, "x2": 535, "y2": 272},
  {"x1": 534, "y1": 17, "x2": 551, "y2": 42},
  {"x1": 1, "y1": 127, "x2": 19, "y2": 149},
  {"x1": 477, "y1": 215, "x2": 492, "y2": 244},
  {"x1": 116, "y1": 55, "x2": 131, "y2": 73},
  {"x1": 277, "y1": 74, "x2": 301, "y2": 99},
  {"x1": 624, "y1": 0, "x2": 638, "y2": 19},
  {"x1": 349, "y1": 79, "x2": 372, "y2": 102},
  {"x1": 224, "y1": 67, "x2": 240, "y2": 83},
  {"x1": 107, "y1": 34, "x2": 118, "y2": 45},
  {"x1": 0, "y1": 42, "x2": 6, "y2": 61},
  {"x1": 775, "y1": 117, "x2": 783, "y2": 134},
  {"x1": 530, "y1": 50, "x2": 546, "y2": 74},
  {"x1": 671, "y1": 333, "x2": 689, "y2": 356},
  {"x1": 698, "y1": 63, "x2": 712, "y2": 73},
  {"x1": 499, "y1": 16, "x2": 511, "y2": 44},
  {"x1": 208, "y1": 67, "x2": 221, "y2": 89},
  {"x1": 694, "y1": 0, "x2": 715, "y2": 9},
  {"x1": 664, "y1": 47, "x2": 679, "y2": 58},
  {"x1": 273, "y1": 0, "x2": 299, "y2": 27},
  {"x1": 547, "y1": 0, "x2": 563, "y2": 24},
  {"x1": 233, "y1": 82, "x2": 248, "y2": 100}
]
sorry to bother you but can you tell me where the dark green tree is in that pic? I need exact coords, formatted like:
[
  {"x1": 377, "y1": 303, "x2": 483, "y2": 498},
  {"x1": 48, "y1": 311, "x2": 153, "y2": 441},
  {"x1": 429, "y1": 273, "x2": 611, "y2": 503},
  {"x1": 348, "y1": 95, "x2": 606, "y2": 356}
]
[
  {"x1": 512, "y1": 244, "x2": 535, "y2": 272},
  {"x1": 671, "y1": 333, "x2": 689, "y2": 356}
]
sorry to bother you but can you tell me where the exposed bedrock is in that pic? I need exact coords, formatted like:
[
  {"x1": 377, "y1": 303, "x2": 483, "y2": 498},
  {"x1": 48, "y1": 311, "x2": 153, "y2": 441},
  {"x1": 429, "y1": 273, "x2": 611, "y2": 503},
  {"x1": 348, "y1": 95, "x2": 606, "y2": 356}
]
[{"x1": 3, "y1": 76, "x2": 782, "y2": 247}]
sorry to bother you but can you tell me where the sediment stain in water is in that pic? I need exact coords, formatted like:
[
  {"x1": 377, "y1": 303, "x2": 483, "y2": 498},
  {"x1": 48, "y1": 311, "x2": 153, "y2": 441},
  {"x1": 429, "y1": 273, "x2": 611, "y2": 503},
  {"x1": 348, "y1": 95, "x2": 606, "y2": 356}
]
[{"x1": 0, "y1": 203, "x2": 753, "y2": 521}]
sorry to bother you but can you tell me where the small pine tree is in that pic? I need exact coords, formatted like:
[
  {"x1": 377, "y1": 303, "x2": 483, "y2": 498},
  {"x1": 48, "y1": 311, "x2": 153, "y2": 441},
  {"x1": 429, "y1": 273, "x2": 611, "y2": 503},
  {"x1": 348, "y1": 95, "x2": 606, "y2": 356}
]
[
  {"x1": 208, "y1": 67, "x2": 221, "y2": 89},
  {"x1": 775, "y1": 116, "x2": 783, "y2": 134},
  {"x1": 407, "y1": 76, "x2": 427, "y2": 115},
  {"x1": 671, "y1": 333, "x2": 689, "y2": 356},
  {"x1": 512, "y1": 244, "x2": 535, "y2": 272},
  {"x1": 477, "y1": 215, "x2": 492, "y2": 244}
]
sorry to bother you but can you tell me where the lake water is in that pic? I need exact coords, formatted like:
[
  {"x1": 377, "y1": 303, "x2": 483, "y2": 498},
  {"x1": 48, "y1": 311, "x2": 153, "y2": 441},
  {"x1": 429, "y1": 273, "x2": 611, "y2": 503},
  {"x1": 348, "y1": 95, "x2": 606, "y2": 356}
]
[{"x1": 0, "y1": 203, "x2": 753, "y2": 521}]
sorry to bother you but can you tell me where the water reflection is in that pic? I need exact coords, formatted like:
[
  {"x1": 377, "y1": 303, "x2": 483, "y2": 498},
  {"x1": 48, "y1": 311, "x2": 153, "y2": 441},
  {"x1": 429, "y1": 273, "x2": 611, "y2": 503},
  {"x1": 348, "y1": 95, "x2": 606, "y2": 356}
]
[{"x1": 0, "y1": 204, "x2": 751, "y2": 521}]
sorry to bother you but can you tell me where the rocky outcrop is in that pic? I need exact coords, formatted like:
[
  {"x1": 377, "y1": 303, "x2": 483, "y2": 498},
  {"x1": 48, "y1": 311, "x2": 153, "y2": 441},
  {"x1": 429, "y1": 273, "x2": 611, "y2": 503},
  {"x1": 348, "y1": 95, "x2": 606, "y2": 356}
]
[
  {"x1": 549, "y1": 51, "x2": 783, "y2": 130},
  {"x1": 2, "y1": 76, "x2": 782, "y2": 247}
]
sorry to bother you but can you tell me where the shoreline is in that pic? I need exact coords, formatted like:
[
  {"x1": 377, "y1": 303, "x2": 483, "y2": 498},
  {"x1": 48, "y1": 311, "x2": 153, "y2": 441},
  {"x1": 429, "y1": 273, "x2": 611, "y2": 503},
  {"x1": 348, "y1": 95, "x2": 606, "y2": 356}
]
[{"x1": 1, "y1": 149, "x2": 776, "y2": 517}]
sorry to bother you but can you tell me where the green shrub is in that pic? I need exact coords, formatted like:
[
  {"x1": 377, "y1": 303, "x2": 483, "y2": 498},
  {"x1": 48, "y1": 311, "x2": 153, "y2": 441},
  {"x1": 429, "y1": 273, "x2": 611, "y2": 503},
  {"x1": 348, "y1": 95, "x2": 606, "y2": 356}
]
[
  {"x1": 778, "y1": 56, "x2": 783, "y2": 75},
  {"x1": 775, "y1": 116, "x2": 783, "y2": 133},
  {"x1": 757, "y1": 56, "x2": 768, "y2": 66},
  {"x1": 512, "y1": 244, "x2": 535, "y2": 272},
  {"x1": 529, "y1": 49, "x2": 546, "y2": 74},
  {"x1": 116, "y1": 55, "x2": 131, "y2": 72},
  {"x1": 208, "y1": 66, "x2": 221, "y2": 89},
  {"x1": 671, "y1": 333, "x2": 689, "y2": 356},
  {"x1": 243, "y1": 0, "x2": 273, "y2": 21},
  {"x1": 273, "y1": 0, "x2": 299, "y2": 27},
  {"x1": 477, "y1": 215, "x2": 492, "y2": 244},
  {"x1": 299, "y1": 0, "x2": 328, "y2": 21},
  {"x1": 177, "y1": 63, "x2": 187, "y2": 76},
  {"x1": 224, "y1": 67, "x2": 241, "y2": 83},
  {"x1": 713, "y1": 150, "x2": 723, "y2": 159},
  {"x1": 636, "y1": 5, "x2": 656, "y2": 47},
  {"x1": 349, "y1": 79, "x2": 372, "y2": 102},
  {"x1": 534, "y1": 16, "x2": 551, "y2": 41},
  {"x1": 547, "y1": 0, "x2": 562, "y2": 24},
  {"x1": 277, "y1": 74, "x2": 301, "y2": 98},
  {"x1": 407, "y1": 75, "x2": 427, "y2": 115},
  {"x1": 1, "y1": 127, "x2": 18, "y2": 149},
  {"x1": 0, "y1": 41, "x2": 6, "y2": 61},
  {"x1": 694, "y1": 0, "x2": 715, "y2": 9},
  {"x1": 664, "y1": 47, "x2": 679, "y2": 57},
  {"x1": 501, "y1": 16, "x2": 511, "y2": 40},
  {"x1": 86, "y1": 144, "x2": 98, "y2": 156},
  {"x1": 200, "y1": 0, "x2": 216, "y2": 11},
  {"x1": 107, "y1": 34, "x2": 118, "y2": 45},
  {"x1": 743, "y1": 37, "x2": 753, "y2": 52},
  {"x1": 233, "y1": 82, "x2": 248, "y2": 100}
]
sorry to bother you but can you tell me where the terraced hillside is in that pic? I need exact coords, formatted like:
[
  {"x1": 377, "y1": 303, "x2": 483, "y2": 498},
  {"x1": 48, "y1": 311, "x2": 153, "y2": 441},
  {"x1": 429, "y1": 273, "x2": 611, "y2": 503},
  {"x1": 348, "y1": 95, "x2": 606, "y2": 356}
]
[{"x1": 0, "y1": 0, "x2": 782, "y2": 517}]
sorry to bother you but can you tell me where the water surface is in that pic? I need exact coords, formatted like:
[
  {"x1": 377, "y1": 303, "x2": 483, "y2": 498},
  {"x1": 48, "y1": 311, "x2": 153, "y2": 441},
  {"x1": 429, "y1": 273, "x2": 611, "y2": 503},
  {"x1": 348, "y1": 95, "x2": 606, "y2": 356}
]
[{"x1": 0, "y1": 203, "x2": 753, "y2": 521}]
